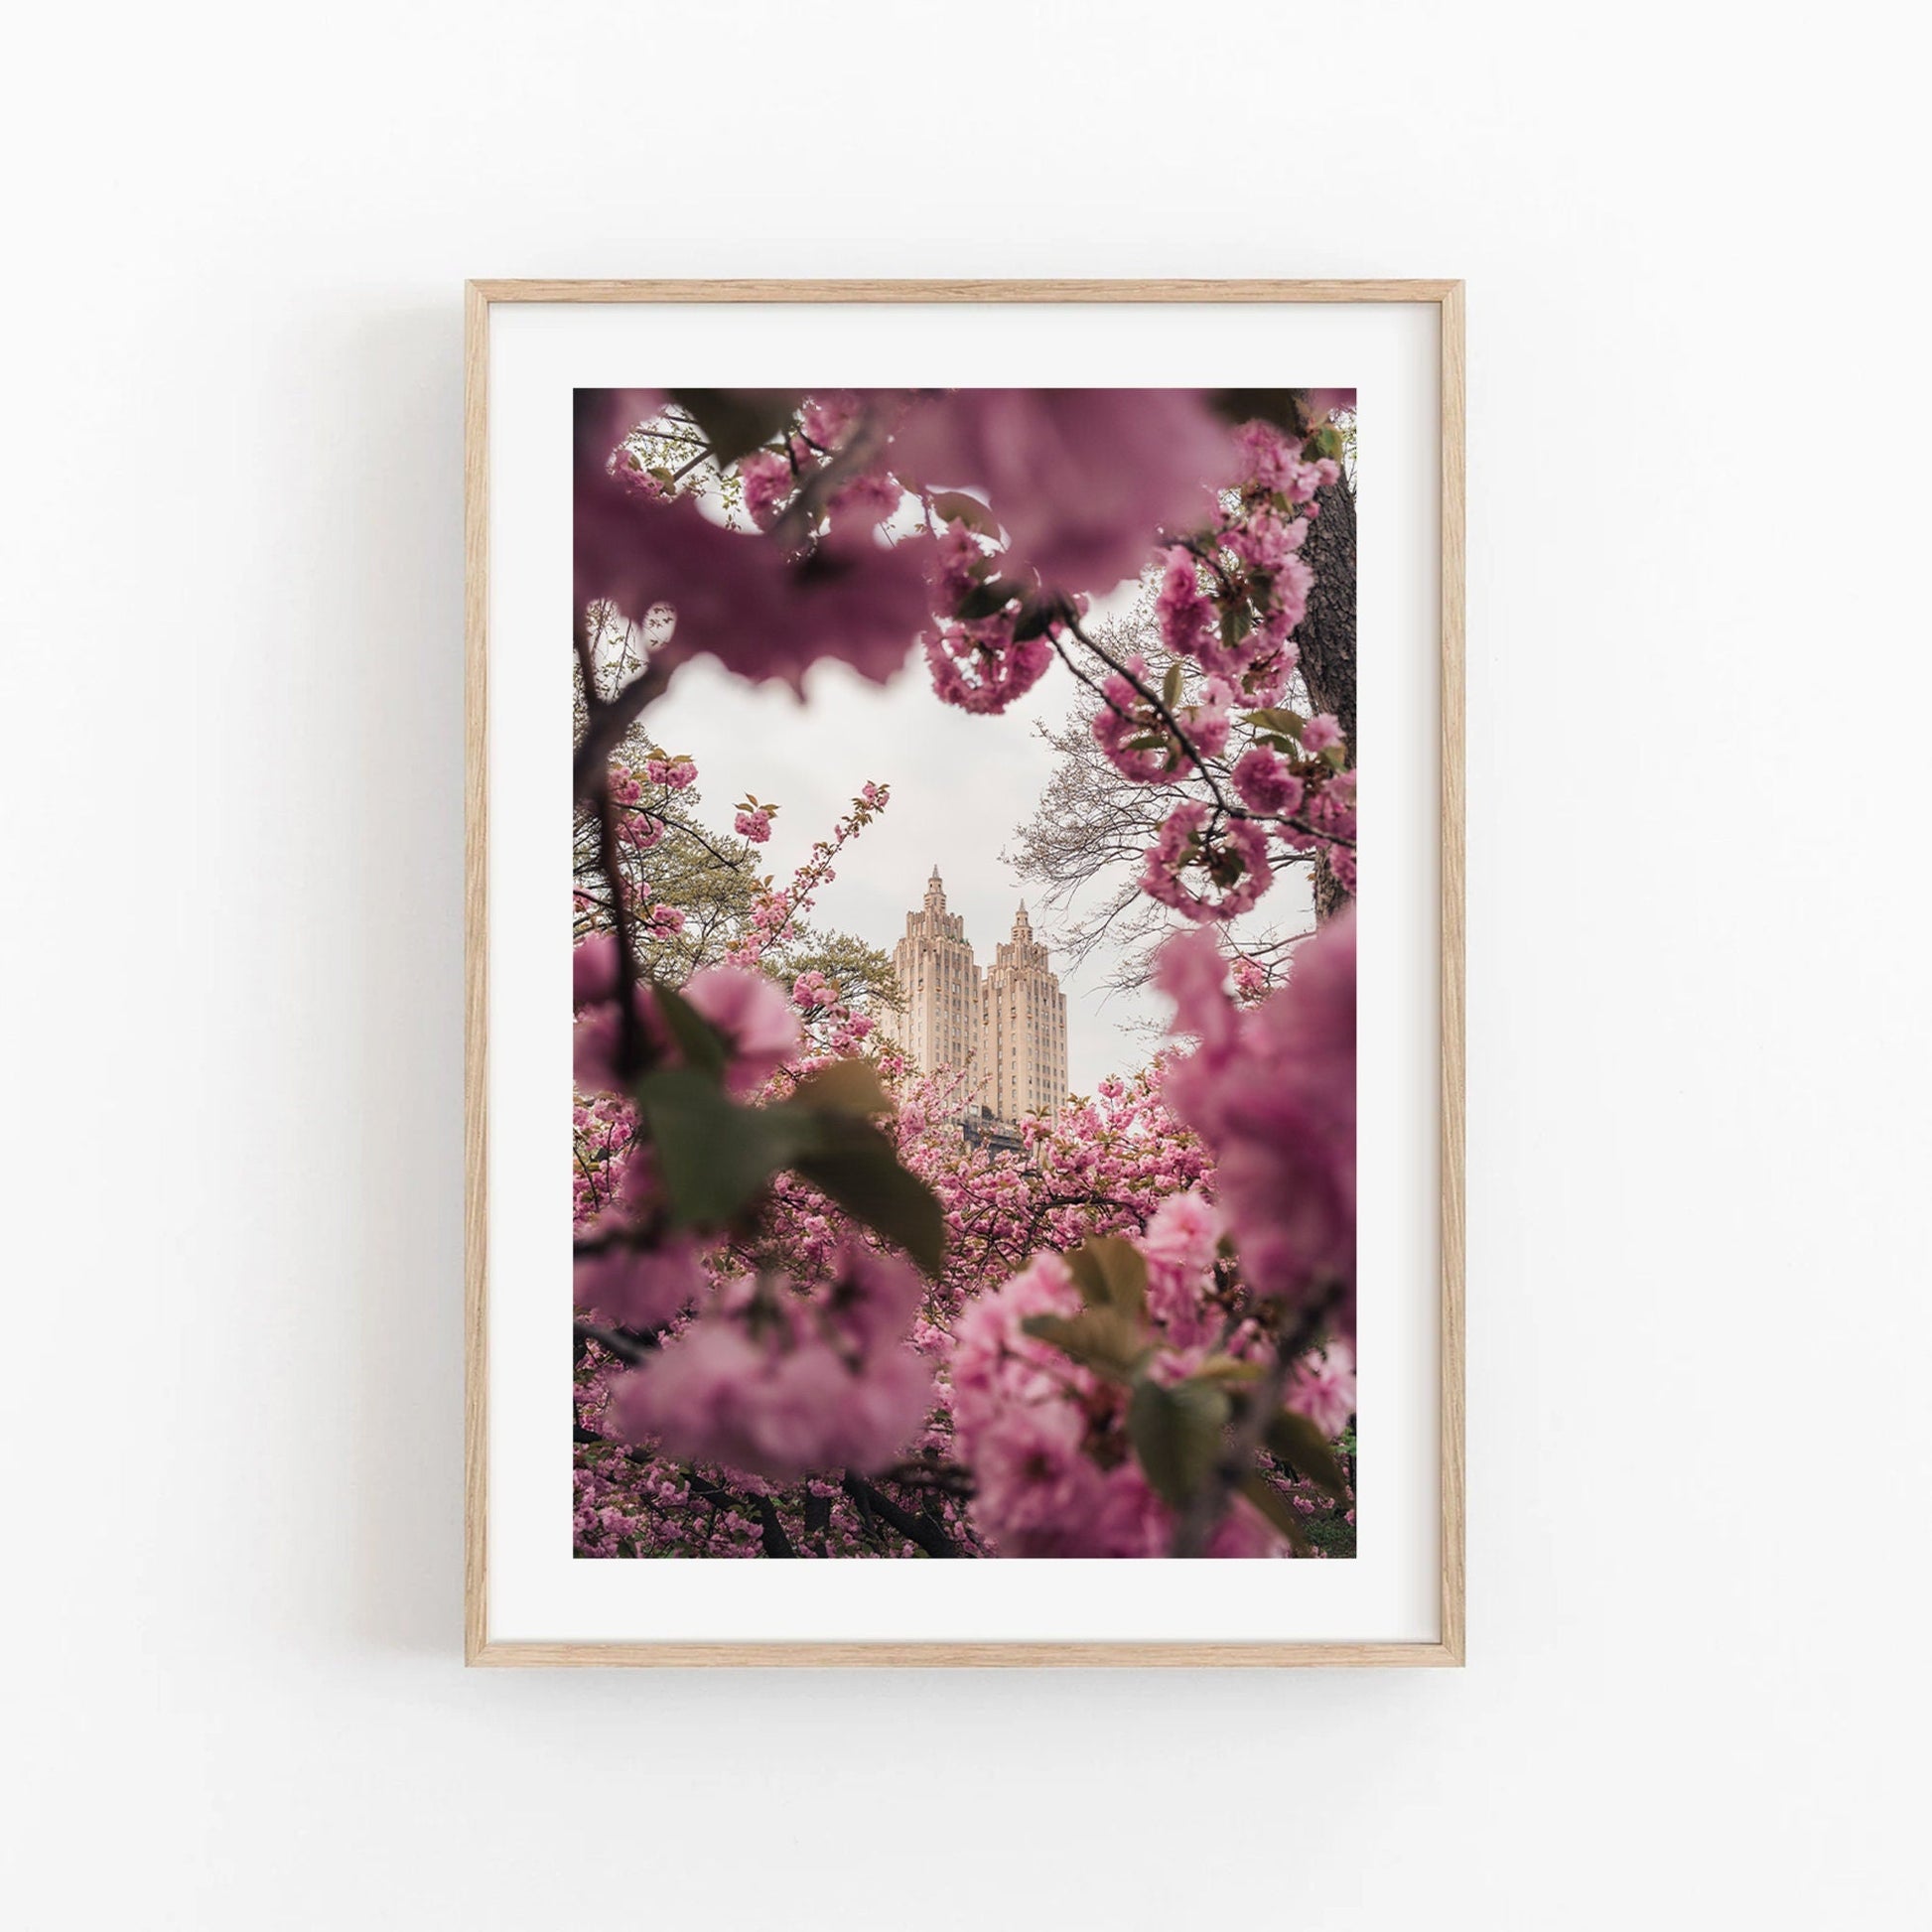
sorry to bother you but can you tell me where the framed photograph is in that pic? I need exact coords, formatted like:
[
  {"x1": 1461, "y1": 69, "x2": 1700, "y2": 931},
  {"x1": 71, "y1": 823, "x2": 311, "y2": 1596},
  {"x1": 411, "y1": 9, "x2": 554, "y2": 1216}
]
[{"x1": 465, "y1": 279, "x2": 1463, "y2": 1665}]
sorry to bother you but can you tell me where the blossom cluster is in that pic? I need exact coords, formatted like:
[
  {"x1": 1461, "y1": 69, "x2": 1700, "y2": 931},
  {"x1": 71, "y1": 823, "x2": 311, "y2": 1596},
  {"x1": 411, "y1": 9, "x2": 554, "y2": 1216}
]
[
  {"x1": 1159, "y1": 913, "x2": 1358, "y2": 1323},
  {"x1": 938, "y1": 915, "x2": 1359, "y2": 1556},
  {"x1": 568, "y1": 386, "x2": 1361, "y2": 1559},
  {"x1": 580, "y1": 389, "x2": 1357, "y2": 921},
  {"x1": 605, "y1": 1247, "x2": 934, "y2": 1480},
  {"x1": 948, "y1": 1244, "x2": 1317, "y2": 1559},
  {"x1": 722, "y1": 781, "x2": 891, "y2": 975},
  {"x1": 1098, "y1": 415, "x2": 1358, "y2": 921}
]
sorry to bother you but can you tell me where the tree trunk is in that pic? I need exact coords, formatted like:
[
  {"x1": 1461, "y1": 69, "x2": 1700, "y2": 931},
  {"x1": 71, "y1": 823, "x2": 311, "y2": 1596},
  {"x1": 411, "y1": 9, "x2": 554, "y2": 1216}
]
[{"x1": 1298, "y1": 473, "x2": 1356, "y2": 922}]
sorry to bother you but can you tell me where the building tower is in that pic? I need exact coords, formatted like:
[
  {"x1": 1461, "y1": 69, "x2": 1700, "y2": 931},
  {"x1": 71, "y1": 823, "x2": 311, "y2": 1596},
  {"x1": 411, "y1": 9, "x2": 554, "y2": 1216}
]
[
  {"x1": 880, "y1": 867, "x2": 981, "y2": 1106},
  {"x1": 980, "y1": 901, "x2": 1068, "y2": 1125}
]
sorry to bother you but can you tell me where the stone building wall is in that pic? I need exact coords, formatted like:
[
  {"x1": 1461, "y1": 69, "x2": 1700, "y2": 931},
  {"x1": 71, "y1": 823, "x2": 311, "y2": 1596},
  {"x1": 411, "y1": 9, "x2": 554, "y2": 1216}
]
[
  {"x1": 879, "y1": 868, "x2": 983, "y2": 1109},
  {"x1": 879, "y1": 871, "x2": 1067, "y2": 1127},
  {"x1": 980, "y1": 902, "x2": 1068, "y2": 1126}
]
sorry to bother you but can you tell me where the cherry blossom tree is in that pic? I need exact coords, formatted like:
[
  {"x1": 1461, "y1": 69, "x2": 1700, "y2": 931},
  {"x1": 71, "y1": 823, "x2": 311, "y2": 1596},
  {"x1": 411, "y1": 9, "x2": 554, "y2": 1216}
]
[{"x1": 570, "y1": 385, "x2": 1359, "y2": 1559}]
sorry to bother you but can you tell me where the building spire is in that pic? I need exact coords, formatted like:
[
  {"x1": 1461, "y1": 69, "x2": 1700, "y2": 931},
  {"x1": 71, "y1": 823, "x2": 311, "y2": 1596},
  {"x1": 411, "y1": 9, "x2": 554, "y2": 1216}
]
[{"x1": 887, "y1": 866, "x2": 1063, "y2": 1133}]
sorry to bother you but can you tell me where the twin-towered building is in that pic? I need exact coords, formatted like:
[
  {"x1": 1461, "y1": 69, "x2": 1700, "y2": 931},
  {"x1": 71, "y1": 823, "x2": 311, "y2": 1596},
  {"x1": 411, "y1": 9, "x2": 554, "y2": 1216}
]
[{"x1": 879, "y1": 868, "x2": 1069, "y2": 1126}]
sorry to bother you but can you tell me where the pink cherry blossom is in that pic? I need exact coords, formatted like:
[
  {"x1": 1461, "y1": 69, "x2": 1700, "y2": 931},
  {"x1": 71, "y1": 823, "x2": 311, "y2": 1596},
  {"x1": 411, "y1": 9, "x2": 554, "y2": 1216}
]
[
  {"x1": 1155, "y1": 547, "x2": 1216, "y2": 659},
  {"x1": 1231, "y1": 746, "x2": 1307, "y2": 819},
  {"x1": 1091, "y1": 660, "x2": 1186, "y2": 785},
  {"x1": 1140, "y1": 803, "x2": 1274, "y2": 922},
  {"x1": 645, "y1": 756, "x2": 697, "y2": 790},
  {"x1": 1152, "y1": 929, "x2": 1239, "y2": 1057},
  {"x1": 923, "y1": 618, "x2": 1054, "y2": 715},
  {"x1": 830, "y1": 469, "x2": 906, "y2": 530},
  {"x1": 574, "y1": 992, "x2": 657, "y2": 1094},
  {"x1": 738, "y1": 450, "x2": 794, "y2": 530},
  {"x1": 1160, "y1": 910, "x2": 1357, "y2": 1322},
  {"x1": 801, "y1": 390, "x2": 862, "y2": 449},
  {"x1": 574, "y1": 1232, "x2": 707, "y2": 1330},
  {"x1": 573, "y1": 933, "x2": 621, "y2": 1008},
  {"x1": 1230, "y1": 419, "x2": 1337, "y2": 503},
  {"x1": 1142, "y1": 1190, "x2": 1224, "y2": 1350},
  {"x1": 1285, "y1": 1338, "x2": 1356, "y2": 1437},
  {"x1": 890, "y1": 389, "x2": 1233, "y2": 595},
  {"x1": 576, "y1": 427, "x2": 933, "y2": 694},
  {"x1": 1221, "y1": 507, "x2": 1308, "y2": 576},
  {"x1": 610, "y1": 1250, "x2": 935, "y2": 1479},
  {"x1": 682, "y1": 964, "x2": 802, "y2": 1094}
]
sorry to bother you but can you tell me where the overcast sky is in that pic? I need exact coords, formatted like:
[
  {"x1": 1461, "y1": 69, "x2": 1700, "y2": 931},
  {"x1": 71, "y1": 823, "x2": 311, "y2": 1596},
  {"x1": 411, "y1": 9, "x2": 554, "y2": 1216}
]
[{"x1": 643, "y1": 638, "x2": 1165, "y2": 1093}]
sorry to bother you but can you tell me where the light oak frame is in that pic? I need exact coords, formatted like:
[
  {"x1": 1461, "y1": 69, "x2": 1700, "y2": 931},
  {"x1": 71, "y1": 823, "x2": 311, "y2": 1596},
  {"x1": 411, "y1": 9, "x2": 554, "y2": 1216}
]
[{"x1": 465, "y1": 279, "x2": 1465, "y2": 1667}]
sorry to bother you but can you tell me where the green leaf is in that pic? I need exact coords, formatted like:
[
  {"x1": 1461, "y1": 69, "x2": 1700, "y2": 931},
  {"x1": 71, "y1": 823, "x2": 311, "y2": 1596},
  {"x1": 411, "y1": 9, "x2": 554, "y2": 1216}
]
[
  {"x1": 927, "y1": 489, "x2": 1003, "y2": 538},
  {"x1": 1064, "y1": 1235, "x2": 1148, "y2": 1317},
  {"x1": 1238, "y1": 1472, "x2": 1312, "y2": 1553},
  {"x1": 1019, "y1": 1308, "x2": 1149, "y2": 1382},
  {"x1": 1123, "y1": 731, "x2": 1170, "y2": 753},
  {"x1": 667, "y1": 388, "x2": 801, "y2": 467},
  {"x1": 1187, "y1": 1355, "x2": 1268, "y2": 1386},
  {"x1": 634, "y1": 1053, "x2": 943, "y2": 1270},
  {"x1": 1128, "y1": 1378, "x2": 1231, "y2": 1509},
  {"x1": 1320, "y1": 744, "x2": 1349, "y2": 770},
  {"x1": 1264, "y1": 1409, "x2": 1350, "y2": 1500},
  {"x1": 792, "y1": 1115, "x2": 947, "y2": 1276},
  {"x1": 1219, "y1": 603, "x2": 1254, "y2": 649},
  {"x1": 1010, "y1": 595, "x2": 1064, "y2": 643},
  {"x1": 956, "y1": 577, "x2": 1024, "y2": 621},
  {"x1": 791, "y1": 1057, "x2": 893, "y2": 1117},
  {"x1": 1161, "y1": 660, "x2": 1183, "y2": 710},
  {"x1": 1208, "y1": 388, "x2": 1307, "y2": 434},
  {"x1": 1242, "y1": 707, "x2": 1308, "y2": 739},
  {"x1": 652, "y1": 982, "x2": 730, "y2": 1082},
  {"x1": 633, "y1": 1067, "x2": 819, "y2": 1230}
]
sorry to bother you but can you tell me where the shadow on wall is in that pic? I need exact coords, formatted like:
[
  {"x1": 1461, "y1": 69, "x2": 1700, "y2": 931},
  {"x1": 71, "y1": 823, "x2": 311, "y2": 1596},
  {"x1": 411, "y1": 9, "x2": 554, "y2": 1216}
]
[{"x1": 322, "y1": 301, "x2": 466, "y2": 1656}]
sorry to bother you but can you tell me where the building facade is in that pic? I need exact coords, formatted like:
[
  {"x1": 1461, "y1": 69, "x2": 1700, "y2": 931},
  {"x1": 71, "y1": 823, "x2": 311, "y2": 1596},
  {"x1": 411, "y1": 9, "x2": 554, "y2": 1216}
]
[
  {"x1": 879, "y1": 869, "x2": 1069, "y2": 1127},
  {"x1": 881, "y1": 867, "x2": 982, "y2": 1103},
  {"x1": 981, "y1": 901, "x2": 1068, "y2": 1126}
]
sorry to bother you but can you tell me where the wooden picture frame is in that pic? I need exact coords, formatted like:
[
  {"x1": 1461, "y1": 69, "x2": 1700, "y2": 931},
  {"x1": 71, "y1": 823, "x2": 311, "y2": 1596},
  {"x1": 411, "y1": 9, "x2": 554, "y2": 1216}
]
[{"x1": 465, "y1": 279, "x2": 1464, "y2": 1666}]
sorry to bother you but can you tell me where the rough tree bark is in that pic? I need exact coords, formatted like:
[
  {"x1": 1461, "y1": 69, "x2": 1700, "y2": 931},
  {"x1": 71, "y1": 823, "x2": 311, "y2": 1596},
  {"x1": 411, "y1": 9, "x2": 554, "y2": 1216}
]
[{"x1": 1297, "y1": 472, "x2": 1357, "y2": 923}]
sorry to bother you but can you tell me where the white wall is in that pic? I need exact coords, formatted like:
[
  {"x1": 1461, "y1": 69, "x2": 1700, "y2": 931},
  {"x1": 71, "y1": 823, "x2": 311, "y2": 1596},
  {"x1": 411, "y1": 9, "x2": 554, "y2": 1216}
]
[{"x1": 4, "y1": 4, "x2": 1927, "y2": 1925}]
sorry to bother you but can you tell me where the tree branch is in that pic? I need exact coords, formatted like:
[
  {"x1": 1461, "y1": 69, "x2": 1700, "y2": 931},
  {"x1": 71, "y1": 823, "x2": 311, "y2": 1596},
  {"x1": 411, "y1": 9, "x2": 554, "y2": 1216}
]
[{"x1": 839, "y1": 1473, "x2": 960, "y2": 1558}]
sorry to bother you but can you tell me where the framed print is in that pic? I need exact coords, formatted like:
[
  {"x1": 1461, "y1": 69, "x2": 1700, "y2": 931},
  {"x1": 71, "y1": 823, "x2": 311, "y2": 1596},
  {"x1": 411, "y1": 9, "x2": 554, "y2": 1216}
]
[{"x1": 465, "y1": 279, "x2": 1464, "y2": 1665}]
